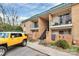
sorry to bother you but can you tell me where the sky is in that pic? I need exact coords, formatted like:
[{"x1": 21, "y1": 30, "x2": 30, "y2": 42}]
[{"x1": 1, "y1": 3, "x2": 60, "y2": 23}]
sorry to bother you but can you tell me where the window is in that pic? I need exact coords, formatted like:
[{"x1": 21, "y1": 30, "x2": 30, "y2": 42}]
[
  {"x1": 34, "y1": 22, "x2": 38, "y2": 28},
  {"x1": 68, "y1": 29, "x2": 71, "y2": 34},
  {"x1": 24, "y1": 34, "x2": 27, "y2": 36},
  {"x1": 59, "y1": 30, "x2": 64, "y2": 34},
  {"x1": 11, "y1": 33, "x2": 17, "y2": 38},
  {"x1": 59, "y1": 29, "x2": 71, "y2": 34},
  {"x1": 17, "y1": 33, "x2": 22, "y2": 37},
  {"x1": 11, "y1": 33, "x2": 22, "y2": 38},
  {"x1": 0, "y1": 33, "x2": 9, "y2": 38},
  {"x1": 59, "y1": 13, "x2": 71, "y2": 24},
  {"x1": 59, "y1": 15, "x2": 63, "y2": 24}
]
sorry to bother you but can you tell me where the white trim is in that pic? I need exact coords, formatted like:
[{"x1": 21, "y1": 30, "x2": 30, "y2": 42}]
[
  {"x1": 31, "y1": 27, "x2": 39, "y2": 30},
  {"x1": 50, "y1": 24, "x2": 72, "y2": 30}
]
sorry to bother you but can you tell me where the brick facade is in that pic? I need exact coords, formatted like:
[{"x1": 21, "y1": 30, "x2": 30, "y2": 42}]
[{"x1": 21, "y1": 3, "x2": 79, "y2": 45}]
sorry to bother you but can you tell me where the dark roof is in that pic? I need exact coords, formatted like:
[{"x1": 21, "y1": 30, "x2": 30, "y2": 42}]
[{"x1": 21, "y1": 3, "x2": 75, "y2": 24}]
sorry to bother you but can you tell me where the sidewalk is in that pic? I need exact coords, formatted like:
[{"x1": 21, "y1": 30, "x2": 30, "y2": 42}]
[{"x1": 27, "y1": 41, "x2": 74, "y2": 56}]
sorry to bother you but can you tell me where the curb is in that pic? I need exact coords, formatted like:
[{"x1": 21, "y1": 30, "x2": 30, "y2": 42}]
[{"x1": 27, "y1": 46, "x2": 50, "y2": 56}]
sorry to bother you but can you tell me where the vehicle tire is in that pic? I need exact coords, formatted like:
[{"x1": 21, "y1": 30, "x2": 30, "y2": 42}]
[
  {"x1": 0, "y1": 46, "x2": 7, "y2": 56},
  {"x1": 21, "y1": 40, "x2": 27, "y2": 47}
]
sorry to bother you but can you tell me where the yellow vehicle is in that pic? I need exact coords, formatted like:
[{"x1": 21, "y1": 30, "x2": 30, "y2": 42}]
[{"x1": 0, "y1": 32, "x2": 28, "y2": 56}]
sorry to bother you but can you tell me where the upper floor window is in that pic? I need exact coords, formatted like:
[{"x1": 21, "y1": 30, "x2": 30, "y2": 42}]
[{"x1": 34, "y1": 22, "x2": 38, "y2": 28}]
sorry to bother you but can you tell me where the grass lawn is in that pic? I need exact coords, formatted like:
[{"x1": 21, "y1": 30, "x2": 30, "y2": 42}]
[
  {"x1": 50, "y1": 43, "x2": 79, "y2": 55},
  {"x1": 68, "y1": 45, "x2": 79, "y2": 52}
]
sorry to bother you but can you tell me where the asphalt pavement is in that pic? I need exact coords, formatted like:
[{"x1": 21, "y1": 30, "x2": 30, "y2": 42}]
[{"x1": 6, "y1": 46, "x2": 47, "y2": 56}]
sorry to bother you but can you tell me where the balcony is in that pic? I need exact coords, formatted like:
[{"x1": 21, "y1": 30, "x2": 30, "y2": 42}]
[
  {"x1": 49, "y1": 20, "x2": 72, "y2": 30},
  {"x1": 49, "y1": 13, "x2": 72, "y2": 30},
  {"x1": 31, "y1": 24, "x2": 39, "y2": 30}
]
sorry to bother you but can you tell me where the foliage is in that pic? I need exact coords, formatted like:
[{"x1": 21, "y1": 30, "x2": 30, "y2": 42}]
[
  {"x1": 13, "y1": 26, "x2": 23, "y2": 32},
  {"x1": 55, "y1": 40, "x2": 70, "y2": 49},
  {"x1": 0, "y1": 23, "x2": 23, "y2": 32},
  {"x1": 77, "y1": 47, "x2": 79, "y2": 52},
  {"x1": 69, "y1": 46, "x2": 79, "y2": 52},
  {"x1": 51, "y1": 41, "x2": 55, "y2": 46}
]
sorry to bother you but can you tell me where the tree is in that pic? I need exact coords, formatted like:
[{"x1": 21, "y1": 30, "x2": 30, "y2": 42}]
[
  {"x1": 6, "y1": 15, "x2": 11, "y2": 25},
  {"x1": 0, "y1": 16, "x2": 2, "y2": 23},
  {"x1": 0, "y1": 4, "x2": 21, "y2": 32},
  {"x1": 7, "y1": 7, "x2": 19, "y2": 26},
  {"x1": 0, "y1": 4, "x2": 19, "y2": 26},
  {"x1": 0, "y1": 4, "x2": 6, "y2": 23}
]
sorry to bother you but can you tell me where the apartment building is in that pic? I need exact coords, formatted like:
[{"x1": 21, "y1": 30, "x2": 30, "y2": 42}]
[{"x1": 21, "y1": 3, "x2": 79, "y2": 45}]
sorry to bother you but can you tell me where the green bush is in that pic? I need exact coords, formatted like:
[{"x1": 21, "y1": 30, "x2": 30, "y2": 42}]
[
  {"x1": 69, "y1": 46, "x2": 79, "y2": 52},
  {"x1": 55, "y1": 40, "x2": 70, "y2": 49},
  {"x1": 76, "y1": 47, "x2": 79, "y2": 52},
  {"x1": 51, "y1": 42, "x2": 55, "y2": 46}
]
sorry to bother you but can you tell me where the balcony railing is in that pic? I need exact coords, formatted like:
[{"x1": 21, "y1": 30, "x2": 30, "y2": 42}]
[
  {"x1": 31, "y1": 24, "x2": 39, "y2": 30},
  {"x1": 49, "y1": 20, "x2": 72, "y2": 29}
]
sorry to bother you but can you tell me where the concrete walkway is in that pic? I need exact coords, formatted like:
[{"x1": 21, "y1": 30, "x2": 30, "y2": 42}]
[{"x1": 27, "y1": 41, "x2": 74, "y2": 56}]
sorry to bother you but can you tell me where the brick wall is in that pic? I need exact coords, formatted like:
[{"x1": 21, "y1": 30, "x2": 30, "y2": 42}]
[
  {"x1": 38, "y1": 17, "x2": 48, "y2": 38},
  {"x1": 72, "y1": 4, "x2": 79, "y2": 45},
  {"x1": 21, "y1": 21, "x2": 33, "y2": 34}
]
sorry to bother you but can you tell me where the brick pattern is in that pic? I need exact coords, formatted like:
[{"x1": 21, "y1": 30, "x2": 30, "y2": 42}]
[
  {"x1": 72, "y1": 4, "x2": 79, "y2": 45},
  {"x1": 22, "y1": 4, "x2": 79, "y2": 46}
]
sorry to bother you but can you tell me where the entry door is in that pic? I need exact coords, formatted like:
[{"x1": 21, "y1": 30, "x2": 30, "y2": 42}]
[{"x1": 51, "y1": 31, "x2": 59, "y2": 41}]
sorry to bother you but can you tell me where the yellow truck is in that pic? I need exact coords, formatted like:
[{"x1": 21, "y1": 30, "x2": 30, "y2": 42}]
[{"x1": 0, "y1": 32, "x2": 28, "y2": 56}]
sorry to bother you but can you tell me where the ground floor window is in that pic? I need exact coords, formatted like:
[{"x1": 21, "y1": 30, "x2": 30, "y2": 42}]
[
  {"x1": 59, "y1": 29, "x2": 71, "y2": 34},
  {"x1": 51, "y1": 29, "x2": 71, "y2": 41}
]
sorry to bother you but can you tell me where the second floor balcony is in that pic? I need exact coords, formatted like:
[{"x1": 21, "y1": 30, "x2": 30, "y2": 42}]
[{"x1": 49, "y1": 14, "x2": 72, "y2": 30}]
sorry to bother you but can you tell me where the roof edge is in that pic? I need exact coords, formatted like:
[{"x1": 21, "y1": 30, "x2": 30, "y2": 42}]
[{"x1": 21, "y1": 3, "x2": 75, "y2": 24}]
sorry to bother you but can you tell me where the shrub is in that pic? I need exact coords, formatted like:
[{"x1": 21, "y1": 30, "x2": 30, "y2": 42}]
[
  {"x1": 76, "y1": 47, "x2": 79, "y2": 52},
  {"x1": 69, "y1": 46, "x2": 79, "y2": 52},
  {"x1": 51, "y1": 41, "x2": 55, "y2": 46},
  {"x1": 55, "y1": 40, "x2": 70, "y2": 49}
]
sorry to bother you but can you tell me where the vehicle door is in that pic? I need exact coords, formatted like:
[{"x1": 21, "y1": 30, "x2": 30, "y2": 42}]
[{"x1": 11, "y1": 33, "x2": 23, "y2": 45}]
